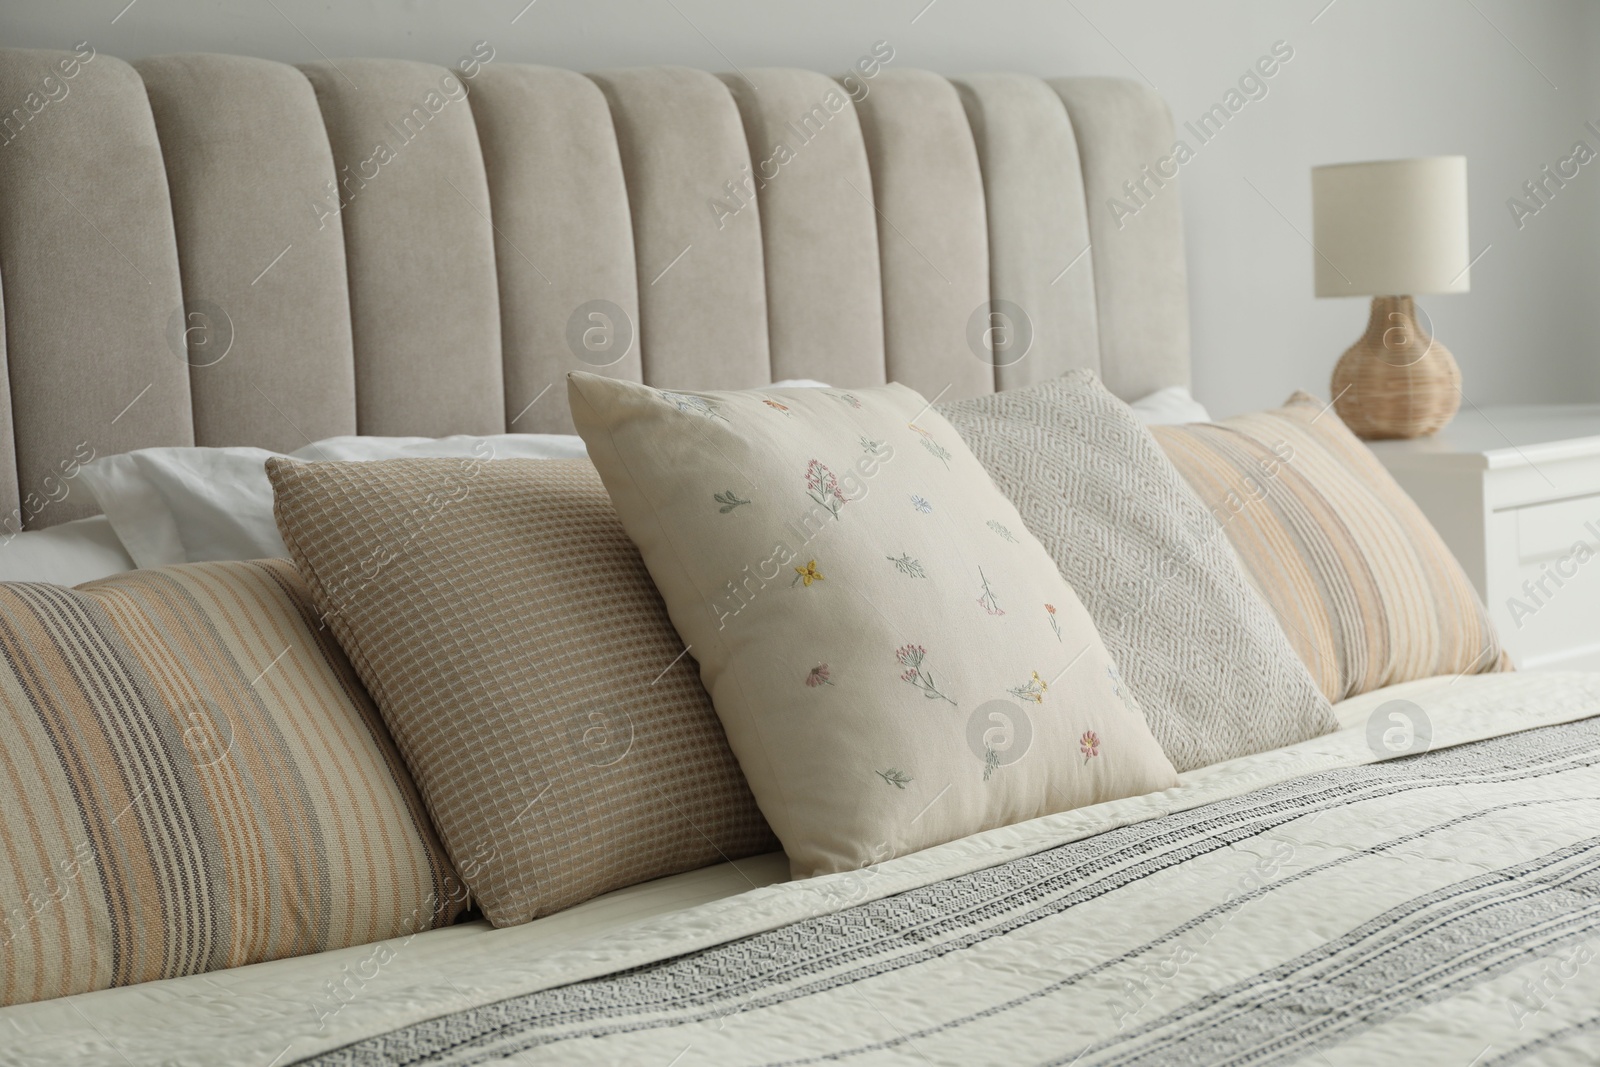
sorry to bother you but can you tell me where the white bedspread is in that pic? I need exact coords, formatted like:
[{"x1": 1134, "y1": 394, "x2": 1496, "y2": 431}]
[{"x1": 5, "y1": 671, "x2": 1599, "y2": 1066}]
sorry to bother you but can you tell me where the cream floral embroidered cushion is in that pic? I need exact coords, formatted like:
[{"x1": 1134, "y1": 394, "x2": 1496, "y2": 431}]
[{"x1": 569, "y1": 373, "x2": 1179, "y2": 877}]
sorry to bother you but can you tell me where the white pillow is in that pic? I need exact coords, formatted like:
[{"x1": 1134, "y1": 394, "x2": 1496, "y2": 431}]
[
  {"x1": 1128, "y1": 385, "x2": 1210, "y2": 425},
  {"x1": 0, "y1": 515, "x2": 137, "y2": 585},
  {"x1": 79, "y1": 433, "x2": 588, "y2": 568},
  {"x1": 77, "y1": 381, "x2": 836, "y2": 570}
]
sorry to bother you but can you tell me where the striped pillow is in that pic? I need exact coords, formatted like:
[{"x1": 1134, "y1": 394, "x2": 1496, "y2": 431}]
[
  {"x1": 1152, "y1": 393, "x2": 1510, "y2": 701},
  {"x1": 0, "y1": 560, "x2": 462, "y2": 1007}
]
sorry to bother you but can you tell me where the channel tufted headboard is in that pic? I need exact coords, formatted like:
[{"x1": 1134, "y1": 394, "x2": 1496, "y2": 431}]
[{"x1": 0, "y1": 45, "x2": 1188, "y2": 528}]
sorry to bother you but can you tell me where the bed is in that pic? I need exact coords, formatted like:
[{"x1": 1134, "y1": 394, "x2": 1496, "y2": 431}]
[{"x1": 0, "y1": 45, "x2": 1598, "y2": 1067}]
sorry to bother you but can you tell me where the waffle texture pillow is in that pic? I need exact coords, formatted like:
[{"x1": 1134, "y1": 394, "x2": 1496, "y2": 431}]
[
  {"x1": 1152, "y1": 392, "x2": 1511, "y2": 701},
  {"x1": 568, "y1": 373, "x2": 1179, "y2": 878},
  {"x1": 267, "y1": 457, "x2": 777, "y2": 926},
  {"x1": 0, "y1": 560, "x2": 461, "y2": 1007},
  {"x1": 939, "y1": 372, "x2": 1337, "y2": 771}
]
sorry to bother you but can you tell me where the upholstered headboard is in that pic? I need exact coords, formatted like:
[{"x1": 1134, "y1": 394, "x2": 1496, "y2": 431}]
[{"x1": 0, "y1": 47, "x2": 1189, "y2": 528}]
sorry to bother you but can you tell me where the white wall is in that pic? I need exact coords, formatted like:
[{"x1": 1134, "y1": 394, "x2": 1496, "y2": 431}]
[{"x1": 6, "y1": 0, "x2": 1596, "y2": 415}]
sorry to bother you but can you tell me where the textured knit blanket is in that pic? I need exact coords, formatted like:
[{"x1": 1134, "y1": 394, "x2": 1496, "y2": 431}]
[{"x1": 304, "y1": 675, "x2": 1600, "y2": 1066}]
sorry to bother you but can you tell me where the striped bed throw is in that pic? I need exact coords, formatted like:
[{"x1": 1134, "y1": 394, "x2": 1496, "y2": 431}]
[
  {"x1": 0, "y1": 560, "x2": 462, "y2": 1006},
  {"x1": 1153, "y1": 392, "x2": 1509, "y2": 701}
]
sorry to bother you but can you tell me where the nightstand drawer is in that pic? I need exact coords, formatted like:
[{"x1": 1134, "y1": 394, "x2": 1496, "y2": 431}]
[
  {"x1": 1492, "y1": 557, "x2": 1600, "y2": 670},
  {"x1": 1513, "y1": 493, "x2": 1600, "y2": 562},
  {"x1": 1371, "y1": 404, "x2": 1600, "y2": 672},
  {"x1": 1489, "y1": 495, "x2": 1600, "y2": 670}
]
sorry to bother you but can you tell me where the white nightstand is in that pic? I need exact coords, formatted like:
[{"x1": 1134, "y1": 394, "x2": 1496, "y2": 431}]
[{"x1": 1367, "y1": 405, "x2": 1600, "y2": 671}]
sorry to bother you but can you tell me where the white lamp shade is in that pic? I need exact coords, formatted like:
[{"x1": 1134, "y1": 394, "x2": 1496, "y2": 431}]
[{"x1": 1311, "y1": 156, "x2": 1469, "y2": 297}]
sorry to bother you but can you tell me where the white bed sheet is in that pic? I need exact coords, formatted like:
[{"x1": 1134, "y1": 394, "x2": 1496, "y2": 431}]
[{"x1": 0, "y1": 516, "x2": 135, "y2": 586}]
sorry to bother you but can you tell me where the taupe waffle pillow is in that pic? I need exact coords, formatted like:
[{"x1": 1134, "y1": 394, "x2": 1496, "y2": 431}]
[
  {"x1": 938, "y1": 371, "x2": 1337, "y2": 771},
  {"x1": 268, "y1": 456, "x2": 777, "y2": 926}
]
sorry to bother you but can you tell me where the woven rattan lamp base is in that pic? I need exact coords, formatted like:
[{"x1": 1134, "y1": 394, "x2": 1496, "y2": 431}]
[{"x1": 1330, "y1": 295, "x2": 1461, "y2": 440}]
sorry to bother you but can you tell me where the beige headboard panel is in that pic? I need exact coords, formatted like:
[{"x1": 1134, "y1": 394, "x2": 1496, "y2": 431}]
[{"x1": 0, "y1": 48, "x2": 1189, "y2": 528}]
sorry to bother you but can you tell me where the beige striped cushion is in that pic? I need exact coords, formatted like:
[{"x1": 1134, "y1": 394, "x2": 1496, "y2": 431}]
[
  {"x1": 267, "y1": 457, "x2": 778, "y2": 926},
  {"x1": 0, "y1": 560, "x2": 461, "y2": 1007},
  {"x1": 1152, "y1": 393, "x2": 1511, "y2": 701}
]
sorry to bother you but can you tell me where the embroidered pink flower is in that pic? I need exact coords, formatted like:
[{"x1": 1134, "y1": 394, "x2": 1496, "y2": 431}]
[
  {"x1": 894, "y1": 644, "x2": 955, "y2": 705},
  {"x1": 763, "y1": 398, "x2": 793, "y2": 417},
  {"x1": 805, "y1": 663, "x2": 834, "y2": 687},
  {"x1": 977, "y1": 568, "x2": 1005, "y2": 616},
  {"x1": 805, "y1": 459, "x2": 846, "y2": 518},
  {"x1": 1046, "y1": 603, "x2": 1062, "y2": 642},
  {"x1": 1080, "y1": 730, "x2": 1101, "y2": 763}
]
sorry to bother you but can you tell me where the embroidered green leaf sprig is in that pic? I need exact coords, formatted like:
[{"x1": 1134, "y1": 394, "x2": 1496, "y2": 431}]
[
  {"x1": 660, "y1": 390, "x2": 728, "y2": 421},
  {"x1": 907, "y1": 422, "x2": 950, "y2": 468},
  {"x1": 986, "y1": 520, "x2": 1019, "y2": 543},
  {"x1": 887, "y1": 553, "x2": 926, "y2": 578},
  {"x1": 921, "y1": 437, "x2": 953, "y2": 468},
  {"x1": 714, "y1": 490, "x2": 750, "y2": 513},
  {"x1": 877, "y1": 768, "x2": 913, "y2": 790}
]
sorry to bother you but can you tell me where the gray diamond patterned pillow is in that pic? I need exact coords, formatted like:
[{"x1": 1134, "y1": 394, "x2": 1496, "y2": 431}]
[{"x1": 939, "y1": 371, "x2": 1336, "y2": 771}]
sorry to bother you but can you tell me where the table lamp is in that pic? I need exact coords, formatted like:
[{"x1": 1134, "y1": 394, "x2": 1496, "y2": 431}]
[{"x1": 1311, "y1": 156, "x2": 1469, "y2": 439}]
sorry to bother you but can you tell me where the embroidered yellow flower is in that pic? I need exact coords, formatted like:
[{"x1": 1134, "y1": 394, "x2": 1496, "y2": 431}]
[
  {"x1": 1007, "y1": 670, "x2": 1048, "y2": 704},
  {"x1": 793, "y1": 560, "x2": 825, "y2": 587}
]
